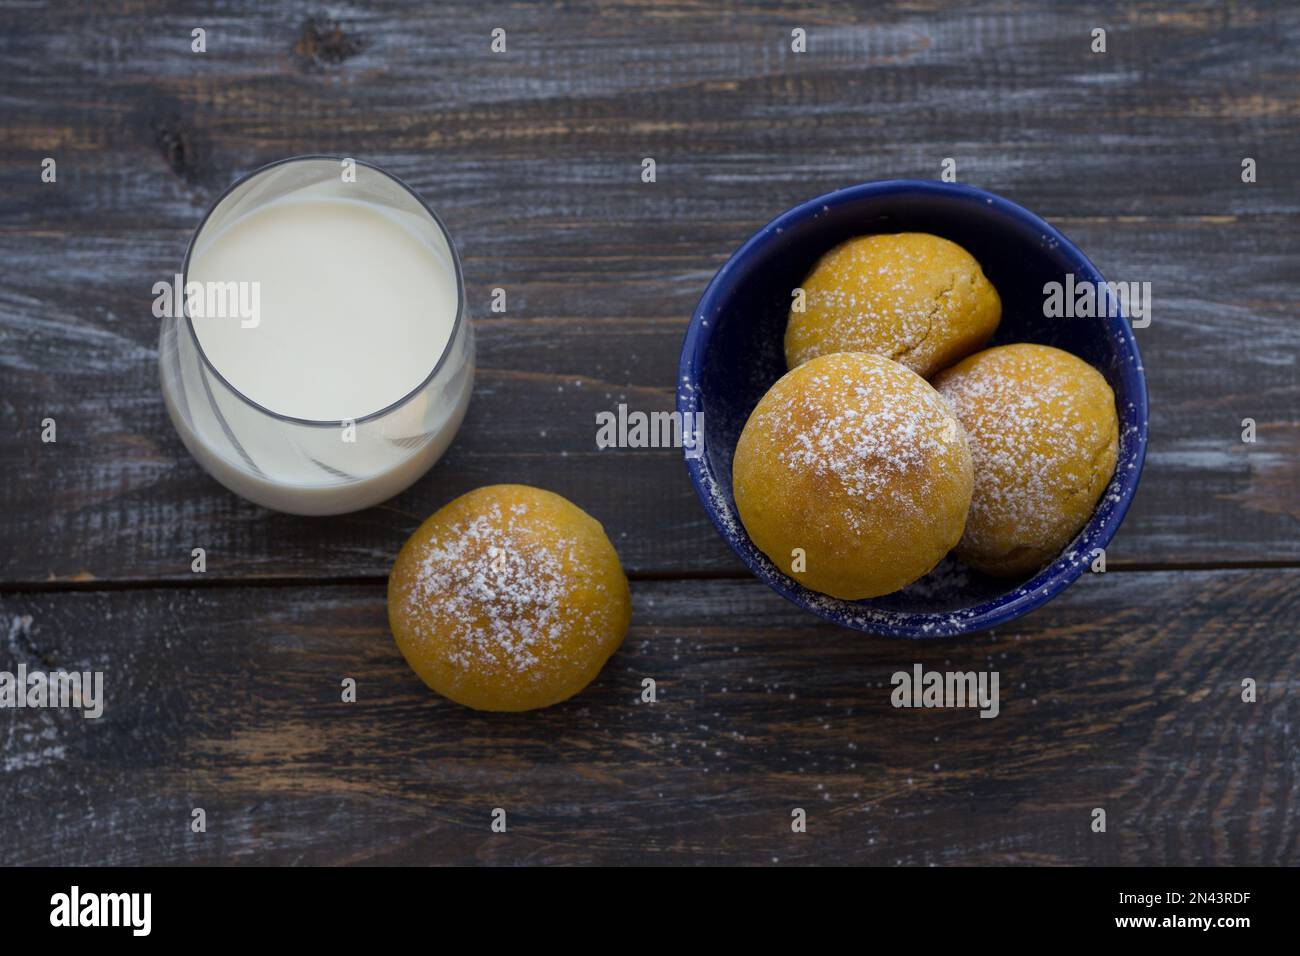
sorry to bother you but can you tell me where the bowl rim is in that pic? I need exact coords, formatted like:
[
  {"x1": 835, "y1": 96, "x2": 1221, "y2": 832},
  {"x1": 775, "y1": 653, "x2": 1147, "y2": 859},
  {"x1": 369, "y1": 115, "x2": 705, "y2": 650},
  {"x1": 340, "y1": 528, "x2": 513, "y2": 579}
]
[{"x1": 676, "y1": 179, "x2": 1149, "y2": 638}]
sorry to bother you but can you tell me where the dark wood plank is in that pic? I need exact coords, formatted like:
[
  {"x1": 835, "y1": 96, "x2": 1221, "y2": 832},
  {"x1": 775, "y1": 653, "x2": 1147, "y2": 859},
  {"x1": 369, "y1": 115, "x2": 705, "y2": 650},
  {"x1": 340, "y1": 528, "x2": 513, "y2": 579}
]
[
  {"x1": 1, "y1": 0, "x2": 1297, "y2": 223},
  {"x1": 0, "y1": 1, "x2": 1297, "y2": 582},
  {"x1": 0, "y1": 569, "x2": 1294, "y2": 865}
]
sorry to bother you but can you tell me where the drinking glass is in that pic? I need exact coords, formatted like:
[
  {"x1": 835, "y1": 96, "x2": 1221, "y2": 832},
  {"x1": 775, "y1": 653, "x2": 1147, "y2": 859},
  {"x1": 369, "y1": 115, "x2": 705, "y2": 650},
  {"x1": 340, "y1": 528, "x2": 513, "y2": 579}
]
[{"x1": 159, "y1": 156, "x2": 473, "y2": 515}]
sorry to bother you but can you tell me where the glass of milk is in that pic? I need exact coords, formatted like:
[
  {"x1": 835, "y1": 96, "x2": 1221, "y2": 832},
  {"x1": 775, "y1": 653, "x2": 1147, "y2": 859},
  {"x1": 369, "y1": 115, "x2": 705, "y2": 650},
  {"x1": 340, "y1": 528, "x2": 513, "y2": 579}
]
[{"x1": 159, "y1": 156, "x2": 474, "y2": 515}]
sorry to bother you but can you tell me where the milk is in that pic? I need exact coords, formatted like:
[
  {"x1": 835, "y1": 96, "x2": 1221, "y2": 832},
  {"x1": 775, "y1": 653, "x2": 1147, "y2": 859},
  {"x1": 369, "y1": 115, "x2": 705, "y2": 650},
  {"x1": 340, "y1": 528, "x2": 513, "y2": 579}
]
[
  {"x1": 189, "y1": 197, "x2": 458, "y2": 422},
  {"x1": 160, "y1": 165, "x2": 473, "y2": 516}
]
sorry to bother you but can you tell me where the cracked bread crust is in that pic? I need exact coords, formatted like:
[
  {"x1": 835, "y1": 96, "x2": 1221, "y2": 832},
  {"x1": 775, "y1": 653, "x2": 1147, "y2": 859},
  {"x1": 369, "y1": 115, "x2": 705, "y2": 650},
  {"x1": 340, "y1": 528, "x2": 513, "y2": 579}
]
[
  {"x1": 784, "y1": 232, "x2": 1002, "y2": 378},
  {"x1": 934, "y1": 344, "x2": 1119, "y2": 578}
]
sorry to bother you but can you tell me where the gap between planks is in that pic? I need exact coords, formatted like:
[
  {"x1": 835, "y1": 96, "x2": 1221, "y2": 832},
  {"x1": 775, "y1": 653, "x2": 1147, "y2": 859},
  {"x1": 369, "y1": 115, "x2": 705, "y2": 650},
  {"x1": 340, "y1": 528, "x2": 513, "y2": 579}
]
[{"x1": 1, "y1": 560, "x2": 1298, "y2": 595}]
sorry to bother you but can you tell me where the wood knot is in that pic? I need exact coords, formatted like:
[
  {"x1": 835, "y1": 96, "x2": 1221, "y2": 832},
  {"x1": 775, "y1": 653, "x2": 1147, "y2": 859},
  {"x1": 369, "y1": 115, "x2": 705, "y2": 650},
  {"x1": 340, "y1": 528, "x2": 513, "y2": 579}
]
[
  {"x1": 155, "y1": 119, "x2": 199, "y2": 180},
  {"x1": 295, "y1": 17, "x2": 364, "y2": 67}
]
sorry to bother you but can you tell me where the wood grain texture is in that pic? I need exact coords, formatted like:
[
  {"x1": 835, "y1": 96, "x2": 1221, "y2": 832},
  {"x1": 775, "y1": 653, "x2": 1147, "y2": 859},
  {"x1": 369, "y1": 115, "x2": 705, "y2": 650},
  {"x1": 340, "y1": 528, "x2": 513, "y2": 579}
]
[
  {"x1": 0, "y1": 570, "x2": 1295, "y2": 865},
  {"x1": 0, "y1": 0, "x2": 1297, "y2": 582},
  {"x1": 0, "y1": 0, "x2": 1296, "y2": 868}
]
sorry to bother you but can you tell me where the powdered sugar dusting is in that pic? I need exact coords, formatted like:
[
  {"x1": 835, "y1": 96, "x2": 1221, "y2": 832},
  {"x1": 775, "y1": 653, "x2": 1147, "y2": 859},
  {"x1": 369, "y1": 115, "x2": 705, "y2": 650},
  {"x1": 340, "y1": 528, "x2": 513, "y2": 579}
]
[
  {"x1": 787, "y1": 233, "x2": 992, "y2": 372},
  {"x1": 404, "y1": 500, "x2": 601, "y2": 682},
  {"x1": 755, "y1": 353, "x2": 965, "y2": 539},
  {"x1": 936, "y1": 346, "x2": 1117, "y2": 554}
]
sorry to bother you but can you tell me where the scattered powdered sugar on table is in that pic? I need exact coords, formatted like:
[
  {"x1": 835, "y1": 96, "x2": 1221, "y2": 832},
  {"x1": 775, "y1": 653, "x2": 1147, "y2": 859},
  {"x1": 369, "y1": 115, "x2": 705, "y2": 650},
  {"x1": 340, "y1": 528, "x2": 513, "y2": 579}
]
[{"x1": 405, "y1": 500, "x2": 596, "y2": 682}]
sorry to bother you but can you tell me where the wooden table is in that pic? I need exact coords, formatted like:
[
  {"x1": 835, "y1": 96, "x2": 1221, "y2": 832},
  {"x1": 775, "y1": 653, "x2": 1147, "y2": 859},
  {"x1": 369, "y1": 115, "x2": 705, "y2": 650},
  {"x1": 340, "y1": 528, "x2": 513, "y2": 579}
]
[{"x1": 1, "y1": 0, "x2": 1295, "y2": 866}]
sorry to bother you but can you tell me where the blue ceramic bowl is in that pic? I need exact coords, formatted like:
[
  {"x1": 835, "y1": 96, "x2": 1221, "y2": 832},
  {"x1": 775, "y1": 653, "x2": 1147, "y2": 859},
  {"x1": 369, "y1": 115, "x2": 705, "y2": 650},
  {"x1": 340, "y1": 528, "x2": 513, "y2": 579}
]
[{"x1": 677, "y1": 180, "x2": 1148, "y2": 637}]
